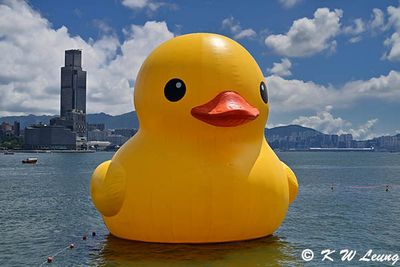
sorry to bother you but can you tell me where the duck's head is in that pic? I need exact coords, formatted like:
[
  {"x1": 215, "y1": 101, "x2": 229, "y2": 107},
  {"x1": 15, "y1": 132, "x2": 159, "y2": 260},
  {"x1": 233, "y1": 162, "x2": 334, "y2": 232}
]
[{"x1": 134, "y1": 33, "x2": 269, "y2": 142}]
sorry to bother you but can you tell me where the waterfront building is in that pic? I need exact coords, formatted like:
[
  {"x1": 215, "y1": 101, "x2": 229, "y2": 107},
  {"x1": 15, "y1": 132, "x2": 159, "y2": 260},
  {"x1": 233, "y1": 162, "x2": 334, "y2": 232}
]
[
  {"x1": 331, "y1": 134, "x2": 339, "y2": 147},
  {"x1": 0, "y1": 122, "x2": 13, "y2": 139},
  {"x1": 87, "y1": 123, "x2": 105, "y2": 131},
  {"x1": 13, "y1": 121, "x2": 20, "y2": 136},
  {"x1": 0, "y1": 121, "x2": 20, "y2": 139},
  {"x1": 88, "y1": 129, "x2": 108, "y2": 141},
  {"x1": 114, "y1": 128, "x2": 137, "y2": 137},
  {"x1": 375, "y1": 135, "x2": 400, "y2": 151},
  {"x1": 24, "y1": 124, "x2": 76, "y2": 150},
  {"x1": 107, "y1": 134, "x2": 129, "y2": 146},
  {"x1": 338, "y1": 134, "x2": 353, "y2": 148},
  {"x1": 87, "y1": 141, "x2": 112, "y2": 150}
]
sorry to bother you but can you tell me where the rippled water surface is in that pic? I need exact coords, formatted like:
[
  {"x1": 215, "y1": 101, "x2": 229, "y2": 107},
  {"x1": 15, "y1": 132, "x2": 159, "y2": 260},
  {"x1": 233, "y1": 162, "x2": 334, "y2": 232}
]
[{"x1": 0, "y1": 152, "x2": 399, "y2": 266}]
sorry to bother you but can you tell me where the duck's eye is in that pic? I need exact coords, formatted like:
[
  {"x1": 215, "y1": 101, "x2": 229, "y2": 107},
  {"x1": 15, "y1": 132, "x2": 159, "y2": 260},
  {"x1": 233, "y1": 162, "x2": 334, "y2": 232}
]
[
  {"x1": 260, "y1": 81, "x2": 268, "y2": 104},
  {"x1": 164, "y1": 78, "x2": 186, "y2": 102}
]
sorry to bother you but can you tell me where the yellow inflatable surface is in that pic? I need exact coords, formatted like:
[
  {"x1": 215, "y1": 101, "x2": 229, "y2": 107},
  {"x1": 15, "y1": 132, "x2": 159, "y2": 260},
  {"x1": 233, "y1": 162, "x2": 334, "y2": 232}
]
[{"x1": 90, "y1": 33, "x2": 298, "y2": 243}]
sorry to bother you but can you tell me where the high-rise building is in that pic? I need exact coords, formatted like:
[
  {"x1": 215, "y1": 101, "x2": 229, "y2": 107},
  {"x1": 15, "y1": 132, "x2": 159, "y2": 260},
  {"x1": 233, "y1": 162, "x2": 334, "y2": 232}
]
[
  {"x1": 13, "y1": 121, "x2": 20, "y2": 136},
  {"x1": 61, "y1": 50, "x2": 86, "y2": 116},
  {"x1": 51, "y1": 49, "x2": 87, "y2": 139}
]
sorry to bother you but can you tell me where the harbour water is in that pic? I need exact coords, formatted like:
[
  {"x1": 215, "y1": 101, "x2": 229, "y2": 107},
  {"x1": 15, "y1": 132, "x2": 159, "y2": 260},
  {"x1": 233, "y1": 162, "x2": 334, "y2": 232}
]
[{"x1": 0, "y1": 152, "x2": 399, "y2": 266}]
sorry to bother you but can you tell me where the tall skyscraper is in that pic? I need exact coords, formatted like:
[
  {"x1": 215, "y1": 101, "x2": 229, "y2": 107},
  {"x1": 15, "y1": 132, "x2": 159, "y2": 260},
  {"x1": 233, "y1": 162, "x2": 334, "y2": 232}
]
[
  {"x1": 61, "y1": 50, "x2": 86, "y2": 117},
  {"x1": 51, "y1": 50, "x2": 87, "y2": 139}
]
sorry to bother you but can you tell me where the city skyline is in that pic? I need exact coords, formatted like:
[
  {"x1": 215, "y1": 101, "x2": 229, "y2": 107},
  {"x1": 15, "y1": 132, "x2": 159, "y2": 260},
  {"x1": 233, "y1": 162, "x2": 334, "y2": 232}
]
[
  {"x1": 0, "y1": 0, "x2": 399, "y2": 139},
  {"x1": 23, "y1": 50, "x2": 87, "y2": 150}
]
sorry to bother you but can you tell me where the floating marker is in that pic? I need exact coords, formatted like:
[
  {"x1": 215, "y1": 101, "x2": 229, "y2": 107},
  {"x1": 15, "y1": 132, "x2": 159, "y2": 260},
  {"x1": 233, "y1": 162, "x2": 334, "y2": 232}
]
[
  {"x1": 69, "y1": 243, "x2": 74, "y2": 249},
  {"x1": 47, "y1": 256, "x2": 53, "y2": 263},
  {"x1": 92, "y1": 231, "x2": 96, "y2": 237},
  {"x1": 82, "y1": 235, "x2": 87, "y2": 240}
]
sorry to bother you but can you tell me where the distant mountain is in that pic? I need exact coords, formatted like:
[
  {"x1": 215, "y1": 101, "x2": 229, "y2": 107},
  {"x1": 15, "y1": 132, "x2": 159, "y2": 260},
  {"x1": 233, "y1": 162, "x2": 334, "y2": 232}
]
[
  {"x1": 0, "y1": 111, "x2": 139, "y2": 129},
  {"x1": 265, "y1": 124, "x2": 322, "y2": 138},
  {"x1": 86, "y1": 111, "x2": 139, "y2": 129},
  {"x1": 265, "y1": 125, "x2": 329, "y2": 150},
  {"x1": 0, "y1": 114, "x2": 55, "y2": 129}
]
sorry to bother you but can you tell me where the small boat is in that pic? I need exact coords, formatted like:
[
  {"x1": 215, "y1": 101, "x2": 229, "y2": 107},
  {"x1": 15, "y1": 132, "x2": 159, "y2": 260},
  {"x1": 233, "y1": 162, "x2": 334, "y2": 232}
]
[
  {"x1": 4, "y1": 151, "x2": 14, "y2": 155},
  {"x1": 22, "y1": 157, "x2": 38, "y2": 164}
]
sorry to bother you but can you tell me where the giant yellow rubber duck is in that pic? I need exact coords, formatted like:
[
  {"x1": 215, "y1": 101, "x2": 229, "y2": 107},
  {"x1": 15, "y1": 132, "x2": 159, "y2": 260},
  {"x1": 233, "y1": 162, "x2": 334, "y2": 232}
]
[{"x1": 90, "y1": 33, "x2": 298, "y2": 243}]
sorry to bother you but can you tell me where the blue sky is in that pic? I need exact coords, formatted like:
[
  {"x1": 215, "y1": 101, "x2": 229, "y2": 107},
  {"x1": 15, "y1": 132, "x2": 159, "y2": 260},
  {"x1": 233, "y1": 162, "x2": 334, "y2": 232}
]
[{"x1": 0, "y1": 0, "x2": 399, "y2": 139}]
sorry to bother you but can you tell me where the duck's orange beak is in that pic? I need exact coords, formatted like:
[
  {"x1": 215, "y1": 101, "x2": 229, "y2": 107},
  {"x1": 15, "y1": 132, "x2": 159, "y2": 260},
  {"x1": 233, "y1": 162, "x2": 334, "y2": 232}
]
[{"x1": 191, "y1": 91, "x2": 259, "y2": 127}]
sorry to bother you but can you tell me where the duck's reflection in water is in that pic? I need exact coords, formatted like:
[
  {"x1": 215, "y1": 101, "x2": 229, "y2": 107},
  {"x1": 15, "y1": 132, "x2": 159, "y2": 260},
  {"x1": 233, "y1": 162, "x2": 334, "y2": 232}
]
[{"x1": 92, "y1": 234, "x2": 299, "y2": 266}]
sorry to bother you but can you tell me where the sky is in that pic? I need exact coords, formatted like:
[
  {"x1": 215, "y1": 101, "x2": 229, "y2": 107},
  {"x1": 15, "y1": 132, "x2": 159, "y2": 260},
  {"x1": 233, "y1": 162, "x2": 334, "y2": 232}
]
[{"x1": 0, "y1": 0, "x2": 399, "y2": 139}]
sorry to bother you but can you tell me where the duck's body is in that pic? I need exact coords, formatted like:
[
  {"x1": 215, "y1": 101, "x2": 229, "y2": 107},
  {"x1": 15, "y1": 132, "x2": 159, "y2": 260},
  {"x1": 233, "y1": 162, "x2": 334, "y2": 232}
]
[{"x1": 91, "y1": 33, "x2": 298, "y2": 243}]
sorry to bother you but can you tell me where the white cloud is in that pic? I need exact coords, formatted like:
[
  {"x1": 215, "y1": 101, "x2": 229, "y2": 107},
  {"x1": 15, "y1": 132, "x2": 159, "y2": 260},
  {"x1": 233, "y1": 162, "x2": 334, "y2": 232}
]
[
  {"x1": 291, "y1": 106, "x2": 378, "y2": 140},
  {"x1": 344, "y1": 119, "x2": 378, "y2": 140},
  {"x1": 383, "y1": 4, "x2": 400, "y2": 61},
  {"x1": 349, "y1": 36, "x2": 362, "y2": 43},
  {"x1": 122, "y1": 0, "x2": 150, "y2": 9},
  {"x1": 267, "y1": 58, "x2": 292, "y2": 77},
  {"x1": 266, "y1": 70, "x2": 400, "y2": 113},
  {"x1": 0, "y1": 0, "x2": 174, "y2": 116},
  {"x1": 234, "y1": 29, "x2": 257, "y2": 40},
  {"x1": 339, "y1": 7, "x2": 392, "y2": 48},
  {"x1": 278, "y1": 0, "x2": 301, "y2": 8},
  {"x1": 292, "y1": 106, "x2": 351, "y2": 134},
  {"x1": 341, "y1": 70, "x2": 400, "y2": 99},
  {"x1": 266, "y1": 7, "x2": 390, "y2": 54},
  {"x1": 370, "y1": 8, "x2": 385, "y2": 31},
  {"x1": 121, "y1": 0, "x2": 164, "y2": 11},
  {"x1": 264, "y1": 8, "x2": 342, "y2": 57},
  {"x1": 343, "y1": 18, "x2": 365, "y2": 35},
  {"x1": 222, "y1": 16, "x2": 257, "y2": 40},
  {"x1": 387, "y1": 4, "x2": 400, "y2": 30},
  {"x1": 342, "y1": 7, "x2": 397, "y2": 45},
  {"x1": 384, "y1": 32, "x2": 400, "y2": 60},
  {"x1": 93, "y1": 19, "x2": 114, "y2": 34},
  {"x1": 266, "y1": 75, "x2": 338, "y2": 112}
]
